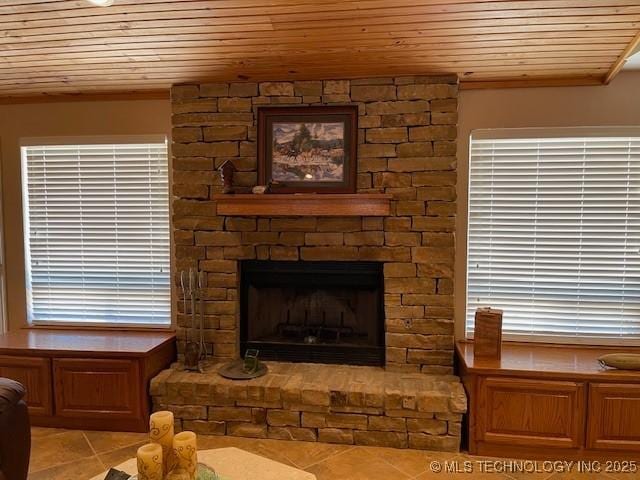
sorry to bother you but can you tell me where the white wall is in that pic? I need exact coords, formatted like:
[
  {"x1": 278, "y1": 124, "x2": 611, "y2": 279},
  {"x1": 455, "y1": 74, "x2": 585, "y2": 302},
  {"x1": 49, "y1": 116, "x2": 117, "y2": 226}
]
[{"x1": 455, "y1": 71, "x2": 640, "y2": 340}]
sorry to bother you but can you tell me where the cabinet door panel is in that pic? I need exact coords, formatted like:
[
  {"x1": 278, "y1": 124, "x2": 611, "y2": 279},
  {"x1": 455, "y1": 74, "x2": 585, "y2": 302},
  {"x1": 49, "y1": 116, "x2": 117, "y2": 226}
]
[
  {"x1": 588, "y1": 383, "x2": 640, "y2": 451},
  {"x1": 478, "y1": 377, "x2": 585, "y2": 448},
  {"x1": 0, "y1": 355, "x2": 52, "y2": 416},
  {"x1": 53, "y1": 358, "x2": 140, "y2": 419}
]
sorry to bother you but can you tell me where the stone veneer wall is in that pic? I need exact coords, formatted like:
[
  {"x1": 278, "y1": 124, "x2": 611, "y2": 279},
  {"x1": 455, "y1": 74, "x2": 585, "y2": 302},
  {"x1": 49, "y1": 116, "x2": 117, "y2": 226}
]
[{"x1": 171, "y1": 75, "x2": 458, "y2": 373}]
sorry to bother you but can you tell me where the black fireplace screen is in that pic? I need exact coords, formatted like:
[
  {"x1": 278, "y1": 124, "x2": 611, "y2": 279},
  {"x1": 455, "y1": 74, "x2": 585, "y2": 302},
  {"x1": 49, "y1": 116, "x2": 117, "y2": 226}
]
[{"x1": 240, "y1": 260, "x2": 385, "y2": 366}]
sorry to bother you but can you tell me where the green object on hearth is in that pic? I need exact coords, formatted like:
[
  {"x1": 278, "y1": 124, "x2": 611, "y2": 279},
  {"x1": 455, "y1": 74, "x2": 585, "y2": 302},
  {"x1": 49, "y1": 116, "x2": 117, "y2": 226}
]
[
  {"x1": 218, "y1": 349, "x2": 268, "y2": 380},
  {"x1": 243, "y1": 349, "x2": 260, "y2": 373}
]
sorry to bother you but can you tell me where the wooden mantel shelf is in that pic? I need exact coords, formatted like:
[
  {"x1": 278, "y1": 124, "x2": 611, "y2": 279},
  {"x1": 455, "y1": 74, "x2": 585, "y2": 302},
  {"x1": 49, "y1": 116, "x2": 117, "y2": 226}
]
[{"x1": 212, "y1": 193, "x2": 392, "y2": 216}]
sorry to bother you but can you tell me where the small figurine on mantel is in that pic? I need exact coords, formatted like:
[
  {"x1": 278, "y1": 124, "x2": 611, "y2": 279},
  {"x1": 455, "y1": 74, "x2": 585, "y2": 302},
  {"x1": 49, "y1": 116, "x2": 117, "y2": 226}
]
[
  {"x1": 251, "y1": 180, "x2": 274, "y2": 194},
  {"x1": 218, "y1": 160, "x2": 236, "y2": 194}
]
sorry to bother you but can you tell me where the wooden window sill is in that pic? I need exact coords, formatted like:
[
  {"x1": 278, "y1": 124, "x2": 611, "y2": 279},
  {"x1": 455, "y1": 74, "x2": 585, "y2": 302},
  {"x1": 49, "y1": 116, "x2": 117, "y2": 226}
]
[{"x1": 456, "y1": 340, "x2": 640, "y2": 381}]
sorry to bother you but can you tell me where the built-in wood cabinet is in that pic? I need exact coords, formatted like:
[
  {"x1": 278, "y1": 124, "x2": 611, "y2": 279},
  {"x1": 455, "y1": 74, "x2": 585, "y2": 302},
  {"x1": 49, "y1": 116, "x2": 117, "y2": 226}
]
[
  {"x1": 477, "y1": 377, "x2": 585, "y2": 449},
  {"x1": 458, "y1": 342, "x2": 640, "y2": 459},
  {"x1": 0, "y1": 355, "x2": 52, "y2": 416},
  {"x1": 53, "y1": 358, "x2": 141, "y2": 421},
  {"x1": 0, "y1": 330, "x2": 175, "y2": 432},
  {"x1": 587, "y1": 383, "x2": 640, "y2": 451}
]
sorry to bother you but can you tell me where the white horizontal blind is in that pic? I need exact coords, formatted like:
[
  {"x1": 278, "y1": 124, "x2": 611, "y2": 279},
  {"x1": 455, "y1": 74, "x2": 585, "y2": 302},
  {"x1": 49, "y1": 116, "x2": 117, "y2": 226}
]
[
  {"x1": 22, "y1": 142, "x2": 170, "y2": 326},
  {"x1": 467, "y1": 133, "x2": 640, "y2": 344}
]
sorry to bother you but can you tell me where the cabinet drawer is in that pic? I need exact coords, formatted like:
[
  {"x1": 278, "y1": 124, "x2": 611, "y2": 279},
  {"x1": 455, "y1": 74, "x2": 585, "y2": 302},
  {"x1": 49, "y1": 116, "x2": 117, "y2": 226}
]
[
  {"x1": 587, "y1": 383, "x2": 640, "y2": 451},
  {"x1": 0, "y1": 355, "x2": 52, "y2": 416},
  {"x1": 53, "y1": 358, "x2": 140, "y2": 420},
  {"x1": 478, "y1": 377, "x2": 585, "y2": 448}
]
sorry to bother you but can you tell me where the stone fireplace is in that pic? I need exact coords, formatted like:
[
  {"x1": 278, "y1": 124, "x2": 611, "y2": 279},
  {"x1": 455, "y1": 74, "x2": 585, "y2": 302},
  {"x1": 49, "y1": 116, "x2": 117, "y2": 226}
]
[
  {"x1": 170, "y1": 75, "x2": 458, "y2": 374},
  {"x1": 241, "y1": 260, "x2": 384, "y2": 366},
  {"x1": 151, "y1": 75, "x2": 466, "y2": 451}
]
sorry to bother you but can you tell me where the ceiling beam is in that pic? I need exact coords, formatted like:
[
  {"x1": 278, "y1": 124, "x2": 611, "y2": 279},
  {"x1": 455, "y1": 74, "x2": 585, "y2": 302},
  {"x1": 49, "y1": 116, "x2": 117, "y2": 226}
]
[
  {"x1": 604, "y1": 29, "x2": 640, "y2": 84},
  {"x1": 459, "y1": 75, "x2": 604, "y2": 90}
]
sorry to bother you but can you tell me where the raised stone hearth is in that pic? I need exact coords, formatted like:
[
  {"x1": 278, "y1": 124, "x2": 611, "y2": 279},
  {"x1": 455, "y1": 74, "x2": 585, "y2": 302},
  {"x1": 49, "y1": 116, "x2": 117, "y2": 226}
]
[{"x1": 151, "y1": 362, "x2": 466, "y2": 451}]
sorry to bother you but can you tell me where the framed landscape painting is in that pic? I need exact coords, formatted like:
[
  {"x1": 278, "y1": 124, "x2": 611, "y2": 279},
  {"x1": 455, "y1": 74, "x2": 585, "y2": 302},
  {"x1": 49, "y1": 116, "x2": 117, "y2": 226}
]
[{"x1": 257, "y1": 105, "x2": 358, "y2": 193}]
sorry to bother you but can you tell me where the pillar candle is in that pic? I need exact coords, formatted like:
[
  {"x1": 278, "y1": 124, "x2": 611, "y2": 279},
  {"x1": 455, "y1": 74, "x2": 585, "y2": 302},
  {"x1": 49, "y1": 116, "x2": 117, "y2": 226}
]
[
  {"x1": 172, "y1": 430, "x2": 198, "y2": 479},
  {"x1": 149, "y1": 410, "x2": 175, "y2": 473},
  {"x1": 136, "y1": 443, "x2": 163, "y2": 480}
]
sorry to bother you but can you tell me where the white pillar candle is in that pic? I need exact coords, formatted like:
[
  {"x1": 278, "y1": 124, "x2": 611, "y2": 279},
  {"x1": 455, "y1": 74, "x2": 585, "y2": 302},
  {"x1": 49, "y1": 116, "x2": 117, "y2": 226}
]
[
  {"x1": 150, "y1": 410, "x2": 175, "y2": 472},
  {"x1": 172, "y1": 430, "x2": 198, "y2": 479},
  {"x1": 136, "y1": 443, "x2": 163, "y2": 480}
]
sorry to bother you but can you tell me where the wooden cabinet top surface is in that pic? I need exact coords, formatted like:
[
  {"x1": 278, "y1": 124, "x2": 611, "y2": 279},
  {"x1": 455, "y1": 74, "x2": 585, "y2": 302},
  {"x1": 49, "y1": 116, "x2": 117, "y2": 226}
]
[
  {"x1": 0, "y1": 329, "x2": 175, "y2": 357},
  {"x1": 457, "y1": 341, "x2": 640, "y2": 381}
]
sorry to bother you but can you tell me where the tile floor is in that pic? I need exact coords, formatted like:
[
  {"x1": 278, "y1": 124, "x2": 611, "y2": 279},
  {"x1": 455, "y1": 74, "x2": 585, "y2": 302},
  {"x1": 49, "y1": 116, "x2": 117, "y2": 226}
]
[{"x1": 28, "y1": 427, "x2": 639, "y2": 480}]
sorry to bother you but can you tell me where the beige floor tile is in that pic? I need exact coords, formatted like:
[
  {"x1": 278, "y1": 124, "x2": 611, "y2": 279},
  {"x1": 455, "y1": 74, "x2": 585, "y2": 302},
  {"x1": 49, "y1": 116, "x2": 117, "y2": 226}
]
[
  {"x1": 277, "y1": 441, "x2": 354, "y2": 469},
  {"x1": 28, "y1": 456, "x2": 104, "y2": 480},
  {"x1": 305, "y1": 446, "x2": 411, "y2": 480},
  {"x1": 97, "y1": 441, "x2": 148, "y2": 470},
  {"x1": 29, "y1": 430, "x2": 94, "y2": 474},
  {"x1": 83, "y1": 430, "x2": 150, "y2": 454},
  {"x1": 30, "y1": 427, "x2": 70, "y2": 439},
  {"x1": 415, "y1": 467, "x2": 514, "y2": 480},
  {"x1": 502, "y1": 465, "x2": 556, "y2": 480},
  {"x1": 547, "y1": 471, "x2": 619, "y2": 480},
  {"x1": 37, "y1": 427, "x2": 621, "y2": 480},
  {"x1": 461, "y1": 457, "x2": 554, "y2": 480},
  {"x1": 368, "y1": 445, "x2": 461, "y2": 478},
  {"x1": 607, "y1": 469, "x2": 640, "y2": 480}
]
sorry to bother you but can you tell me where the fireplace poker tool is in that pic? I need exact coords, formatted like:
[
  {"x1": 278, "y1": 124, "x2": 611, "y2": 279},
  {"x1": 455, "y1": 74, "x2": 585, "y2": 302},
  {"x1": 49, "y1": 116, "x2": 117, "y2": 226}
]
[
  {"x1": 198, "y1": 270, "x2": 208, "y2": 360},
  {"x1": 183, "y1": 268, "x2": 201, "y2": 371}
]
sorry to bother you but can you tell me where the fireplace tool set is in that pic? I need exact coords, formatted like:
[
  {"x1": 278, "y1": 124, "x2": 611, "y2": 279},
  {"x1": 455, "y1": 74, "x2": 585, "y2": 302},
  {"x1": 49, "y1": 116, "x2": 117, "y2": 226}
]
[{"x1": 180, "y1": 268, "x2": 209, "y2": 372}]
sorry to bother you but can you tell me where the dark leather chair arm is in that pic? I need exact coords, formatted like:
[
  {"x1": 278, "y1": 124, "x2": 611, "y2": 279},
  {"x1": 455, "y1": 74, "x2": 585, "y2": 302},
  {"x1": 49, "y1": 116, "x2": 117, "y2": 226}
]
[
  {"x1": 0, "y1": 378, "x2": 26, "y2": 413},
  {"x1": 0, "y1": 377, "x2": 30, "y2": 480}
]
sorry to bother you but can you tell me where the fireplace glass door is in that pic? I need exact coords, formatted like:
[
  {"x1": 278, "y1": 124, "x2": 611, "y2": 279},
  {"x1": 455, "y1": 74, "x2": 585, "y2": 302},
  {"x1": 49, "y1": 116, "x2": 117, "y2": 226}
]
[{"x1": 240, "y1": 260, "x2": 384, "y2": 366}]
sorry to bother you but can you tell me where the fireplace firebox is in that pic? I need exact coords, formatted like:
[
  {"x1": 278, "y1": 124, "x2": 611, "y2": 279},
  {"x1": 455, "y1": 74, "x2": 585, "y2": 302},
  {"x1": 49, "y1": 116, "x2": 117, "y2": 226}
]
[{"x1": 240, "y1": 260, "x2": 385, "y2": 366}]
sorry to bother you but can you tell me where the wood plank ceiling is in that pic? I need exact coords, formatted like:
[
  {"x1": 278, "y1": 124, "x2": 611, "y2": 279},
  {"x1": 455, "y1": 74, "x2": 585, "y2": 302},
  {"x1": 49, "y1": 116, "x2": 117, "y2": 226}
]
[{"x1": 1, "y1": 0, "x2": 640, "y2": 99}]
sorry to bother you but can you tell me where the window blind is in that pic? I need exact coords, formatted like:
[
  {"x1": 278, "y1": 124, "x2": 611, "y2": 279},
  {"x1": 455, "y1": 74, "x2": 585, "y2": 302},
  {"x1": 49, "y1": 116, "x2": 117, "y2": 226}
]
[
  {"x1": 467, "y1": 132, "x2": 640, "y2": 344},
  {"x1": 22, "y1": 141, "x2": 170, "y2": 326}
]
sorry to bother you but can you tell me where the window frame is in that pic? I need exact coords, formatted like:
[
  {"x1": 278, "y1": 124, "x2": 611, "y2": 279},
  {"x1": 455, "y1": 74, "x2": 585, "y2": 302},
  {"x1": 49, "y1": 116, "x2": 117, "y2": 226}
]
[
  {"x1": 20, "y1": 135, "x2": 172, "y2": 329},
  {"x1": 466, "y1": 126, "x2": 640, "y2": 346},
  {"x1": 0, "y1": 139, "x2": 6, "y2": 335}
]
